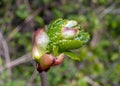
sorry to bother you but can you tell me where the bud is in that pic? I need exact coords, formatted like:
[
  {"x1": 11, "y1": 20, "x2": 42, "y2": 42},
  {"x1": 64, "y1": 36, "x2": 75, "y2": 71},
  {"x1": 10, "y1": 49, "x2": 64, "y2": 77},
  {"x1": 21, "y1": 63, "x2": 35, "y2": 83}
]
[
  {"x1": 62, "y1": 27, "x2": 79, "y2": 39},
  {"x1": 32, "y1": 29, "x2": 64, "y2": 72},
  {"x1": 32, "y1": 29, "x2": 49, "y2": 63},
  {"x1": 65, "y1": 20, "x2": 78, "y2": 28},
  {"x1": 39, "y1": 54, "x2": 54, "y2": 70},
  {"x1": 36, "y1": 53, "x2": 64, "y2": 72},
  {"x1": 54, "y1": 53, "x2": 64, "y2": 65},
  {"x1": 62, "y1": 20, "x2": 79, "y2": 39},
  {"x1": 32, "y1": 46, "x2": 43, "y2": 60},
  {"x1": 34, "y1": 29, "x2": 49, "y2": 50}
]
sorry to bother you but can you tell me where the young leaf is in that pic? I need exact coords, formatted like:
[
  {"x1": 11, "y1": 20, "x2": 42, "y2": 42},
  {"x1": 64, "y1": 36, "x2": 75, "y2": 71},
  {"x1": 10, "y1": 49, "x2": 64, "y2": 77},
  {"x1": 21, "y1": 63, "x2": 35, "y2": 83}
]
[{"x1": 64, "y1": 52, "x2": 80, "y2": 61}]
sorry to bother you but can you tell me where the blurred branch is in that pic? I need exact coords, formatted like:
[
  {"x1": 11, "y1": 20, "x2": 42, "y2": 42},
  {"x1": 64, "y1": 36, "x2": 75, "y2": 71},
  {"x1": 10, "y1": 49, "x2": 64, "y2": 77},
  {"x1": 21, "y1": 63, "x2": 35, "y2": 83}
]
[
  {"x1": 0, "y1": 32, "x2": 4, "y2": 75},
  {"x1": 26, "y1": 69, "x2": 38, "y2": 86},
  {"x1": 99, "y1": 3, "x2": 115, "y2": 19},
  {"x1": 110, "y1": 9, "x2": 120, "y2": 14},
  {"x1": 0, "y1": 53, "x2": 32, "y2": 73},
  {"x1": 90, "y1": 29, "x2": 103, "y2": 48},
  {"x1": 0, "y1": 31, "x2": 12, "y2": 78},
  {"x1": 7, "y1": 7, "x2": 42, "y2": 41},
  {"x1": 99, "y1": 1, "x2": 120, "y2": 19},
  {"x1": 85, "y1": 76, "x2": 100, "y2": 86}
]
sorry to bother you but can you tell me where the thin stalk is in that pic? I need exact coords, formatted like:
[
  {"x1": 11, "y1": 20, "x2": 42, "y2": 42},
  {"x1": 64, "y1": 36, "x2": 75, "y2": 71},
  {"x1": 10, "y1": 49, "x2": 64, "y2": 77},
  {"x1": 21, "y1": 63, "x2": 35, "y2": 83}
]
[{"x1": 39, "y1": 71, "x2": 48, "y2": 86}]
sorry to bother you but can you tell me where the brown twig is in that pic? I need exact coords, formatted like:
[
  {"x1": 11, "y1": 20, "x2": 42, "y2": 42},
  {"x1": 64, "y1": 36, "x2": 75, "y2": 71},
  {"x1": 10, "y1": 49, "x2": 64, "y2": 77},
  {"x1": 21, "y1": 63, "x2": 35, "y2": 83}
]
[
  {"x1": 0, "y1": 53, "x2": 32, "y2": 73},
  {"x1": 26, "y1": 69, "x2": 38, "y2": 86},
  {"x1": 0, "y1": 31, "x2": 11, "y2": 78},
  {"x1": 0, "y1": 31, "x2": 4, "y2": 71},
  {"x1": 7, "y1": 7, "x2": 42, "y2": 41},
  {"x1": 36, "y1": 63, "x2": 48, "y2": 86},
  {"x1": 39, "y1": 71, "x2": 48, "y2": 86},
  {"x1": 85, "y1": 76, "x2": 100, "y2": 86}
]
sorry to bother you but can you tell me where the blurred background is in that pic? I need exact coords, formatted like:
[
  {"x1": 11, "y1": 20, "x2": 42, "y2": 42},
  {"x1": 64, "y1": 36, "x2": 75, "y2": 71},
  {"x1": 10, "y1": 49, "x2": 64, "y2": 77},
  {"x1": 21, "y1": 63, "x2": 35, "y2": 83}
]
[{"x1": 0, "y1": 0, "x2": 120, "y2": 86}]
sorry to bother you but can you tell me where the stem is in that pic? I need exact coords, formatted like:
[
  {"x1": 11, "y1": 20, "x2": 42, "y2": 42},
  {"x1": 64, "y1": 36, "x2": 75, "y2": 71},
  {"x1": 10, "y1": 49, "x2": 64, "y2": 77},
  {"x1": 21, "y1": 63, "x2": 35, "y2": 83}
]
[{"x1": 39, "y1": 71, "x2": 48, "y2": 86}]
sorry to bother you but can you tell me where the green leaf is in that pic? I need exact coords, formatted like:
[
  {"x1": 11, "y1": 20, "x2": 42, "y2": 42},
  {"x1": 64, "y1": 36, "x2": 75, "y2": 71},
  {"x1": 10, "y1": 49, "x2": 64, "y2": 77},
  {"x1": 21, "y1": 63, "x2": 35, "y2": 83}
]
[{"x1": 64, "y1": 52, "x2": 80, "y2": 61}]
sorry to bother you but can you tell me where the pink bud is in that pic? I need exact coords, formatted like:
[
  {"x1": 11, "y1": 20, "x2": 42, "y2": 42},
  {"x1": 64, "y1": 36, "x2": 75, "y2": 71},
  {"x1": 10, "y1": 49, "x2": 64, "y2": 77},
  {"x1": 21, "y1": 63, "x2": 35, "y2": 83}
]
[
  {"x1": 54, "y1": 53, "x2": 64, "y2": 65},
  {"x1": 39, "y1": 54, "x2": 54, "y2": 70},
  {"x1": 34, "y1": 29, "x2": 49, "y2": 50},
  {"x1": 36, "y1": 53, "x2": 64, "y2": 72},
  {"x1": 62, "y1": 27, "x2": 79, "y2": 39}
]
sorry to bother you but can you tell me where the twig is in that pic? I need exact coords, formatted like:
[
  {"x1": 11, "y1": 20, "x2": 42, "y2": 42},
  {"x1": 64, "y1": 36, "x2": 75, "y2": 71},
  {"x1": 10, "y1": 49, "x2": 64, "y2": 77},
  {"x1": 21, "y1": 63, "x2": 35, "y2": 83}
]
[
  {"x1": 39, "y1": 71, "x2": 48, "y2": 86},
  {"x1": 99, "y1": 1, "x2": 120, "y2": 19},
  {"x1": 0, "y1": 31, "x2": 11, "y2": 78},
  {"x1": 0, "y1": 53, "x2": 32, "y2": 73},
  {"x1": 99, "y1": 4, "x2": 115, "y2": 19},
  {"x1": 0, "y1": 31, "x2": 4, "y2": 71},
  {"x1": 26, "y1": 69, "x2": 38, "y2": 86},
  {"x1": 85, "y1": 76, "x2": 100, "y2": 86},
  {"x1": 111, "y1": 9, "x2": 120, "y2": 14},
  {"x1": 7, "y1": 7, "x2": 42, "y2": 41}
]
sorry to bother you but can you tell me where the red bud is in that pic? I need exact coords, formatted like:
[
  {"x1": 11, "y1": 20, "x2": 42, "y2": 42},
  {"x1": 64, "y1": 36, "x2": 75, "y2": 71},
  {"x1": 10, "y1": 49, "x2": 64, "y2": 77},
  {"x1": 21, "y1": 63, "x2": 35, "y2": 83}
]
[
  {"x1": 54, "y1": 53, "x2": 64, "y2": 65},
  {"x1": 36, "y1": 53, "x2": 64, "y2": 72},
  {"x1": 39, "y1": 54, "x2": 54, "y2": 70}
]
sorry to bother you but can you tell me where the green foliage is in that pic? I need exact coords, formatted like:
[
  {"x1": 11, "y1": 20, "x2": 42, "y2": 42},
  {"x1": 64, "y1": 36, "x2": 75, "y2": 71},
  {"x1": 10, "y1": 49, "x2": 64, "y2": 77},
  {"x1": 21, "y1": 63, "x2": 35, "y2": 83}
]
[
  {"x1": 52, "y1": 9, "x2": 64, "y2": 18},
  {"x1": 15, "y1": 5, "x2": 29, "y2": 19},
  {"x1": 34, "y1": 16, "x2": 44, "y2": 27},
  {"x1": 3, "y1": 80, "x2": 25, "y2": 86},
  {"x1": 47, "y1": 19, "x2": 90, "y2": 58}
]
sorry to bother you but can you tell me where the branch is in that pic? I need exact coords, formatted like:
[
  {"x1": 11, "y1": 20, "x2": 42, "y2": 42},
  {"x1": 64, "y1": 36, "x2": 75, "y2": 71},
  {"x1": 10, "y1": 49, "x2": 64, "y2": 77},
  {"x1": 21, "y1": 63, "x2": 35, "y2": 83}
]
[
  {"x1": 39, "y1": 71, "x2": 48, "y2": 86},
  {"x1": 99, "y1": 4, "x2": 115, "y2": 19},
  {"x1": 26, "y1": 69, "x2": 38, "y2": 86},
  {"x1": 0, "y1": 31, "x2": 11, "y2": 77},
  {"x1": 85, "y1": 76, "x2": 100, "y2": 86},
  {"x1": 7, "y1": 7, "x2": 42, "y2": 41},
  {"x1": 0, "y1": 53, "x2": 32, "y2": 73}
]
